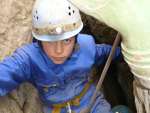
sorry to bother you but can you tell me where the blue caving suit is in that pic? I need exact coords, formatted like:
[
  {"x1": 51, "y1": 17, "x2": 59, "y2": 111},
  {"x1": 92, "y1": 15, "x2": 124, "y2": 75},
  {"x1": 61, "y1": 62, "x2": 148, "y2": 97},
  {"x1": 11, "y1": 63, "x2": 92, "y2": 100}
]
[{"x1": 0, "y1": 34, "x2": 120, "y2": 113}]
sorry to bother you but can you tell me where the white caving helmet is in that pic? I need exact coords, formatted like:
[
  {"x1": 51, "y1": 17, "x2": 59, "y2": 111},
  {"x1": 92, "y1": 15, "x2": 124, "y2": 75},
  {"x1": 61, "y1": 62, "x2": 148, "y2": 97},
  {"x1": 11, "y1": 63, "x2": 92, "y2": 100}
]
[{"x1": 32, "y1": 0, "x2": 83, "y2": 41}]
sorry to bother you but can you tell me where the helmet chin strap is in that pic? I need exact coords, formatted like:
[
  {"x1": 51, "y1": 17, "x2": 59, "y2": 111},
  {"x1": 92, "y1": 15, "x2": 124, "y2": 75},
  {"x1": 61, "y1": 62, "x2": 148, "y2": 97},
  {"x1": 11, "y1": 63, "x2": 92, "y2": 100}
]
[{"x1": 80, "y1": 32, "x2": 121, "y2": 113}]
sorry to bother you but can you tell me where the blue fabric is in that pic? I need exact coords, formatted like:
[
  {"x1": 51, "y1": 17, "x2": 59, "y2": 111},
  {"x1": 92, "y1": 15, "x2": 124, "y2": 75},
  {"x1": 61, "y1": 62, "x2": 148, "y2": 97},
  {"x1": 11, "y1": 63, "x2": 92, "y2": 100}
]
[
  {"x1": 43, "y1": 85, "x2": 113, "y2": 113},
  {"x1": 0, "y1": 34, "x2": 120, "y2": 112}
]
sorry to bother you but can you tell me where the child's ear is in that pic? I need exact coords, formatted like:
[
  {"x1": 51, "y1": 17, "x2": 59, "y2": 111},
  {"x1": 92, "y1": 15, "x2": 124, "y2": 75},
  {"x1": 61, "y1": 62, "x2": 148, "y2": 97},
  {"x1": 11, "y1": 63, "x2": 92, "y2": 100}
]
[{"x1": 74, "y1": 43, "x2": 80, "y2": 52}]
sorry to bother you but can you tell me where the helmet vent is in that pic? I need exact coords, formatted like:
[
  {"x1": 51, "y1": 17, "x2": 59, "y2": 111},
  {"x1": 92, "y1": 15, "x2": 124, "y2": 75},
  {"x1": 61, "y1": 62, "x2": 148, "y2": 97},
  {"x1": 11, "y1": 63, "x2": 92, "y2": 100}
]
[
  {"x1": 68, "y1": 12, "x2": 71, "y2": 16},
  {"x1": 73, "y1": 10, "x2": 75, "y2": 14},
  {"x1": 33, "y1": 10, "x2": 39, "y2": 21},
  {"x1": 68, "y1": 6, "x2": 75, "y2": 16},
  {"x1": 36, "y1": 16, "x2": 39, "y2": 20},
  {"x1": 68, "y1": 6, "x2": 71, "y2": 10},
  {"x1": 33, "y1": 15, "x2": 39, "y2": 21}
]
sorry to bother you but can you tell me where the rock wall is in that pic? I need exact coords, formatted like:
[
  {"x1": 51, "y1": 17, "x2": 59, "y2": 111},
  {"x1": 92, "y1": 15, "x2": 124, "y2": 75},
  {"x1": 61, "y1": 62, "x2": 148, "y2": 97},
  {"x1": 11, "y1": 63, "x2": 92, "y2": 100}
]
[
  {"x1": 0, "y1": 0, "x2": 34, "y2": 60},
  {"x1": 0, "y1": 0, "x2": 44, "y2": 113},
  {"x1": 0, "y1": 83, "x2": 43, "y2": 113}
]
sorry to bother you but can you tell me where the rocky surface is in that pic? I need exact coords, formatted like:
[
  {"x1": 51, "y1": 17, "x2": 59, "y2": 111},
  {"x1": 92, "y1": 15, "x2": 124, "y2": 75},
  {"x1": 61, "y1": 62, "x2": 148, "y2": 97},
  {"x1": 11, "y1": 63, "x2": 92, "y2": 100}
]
[
  {"x1": 0, "y1": 0, "x2": 44, "y2": 113},
  {"x1": 0, "y1": 0, "x2": 34, "y2": 60}
]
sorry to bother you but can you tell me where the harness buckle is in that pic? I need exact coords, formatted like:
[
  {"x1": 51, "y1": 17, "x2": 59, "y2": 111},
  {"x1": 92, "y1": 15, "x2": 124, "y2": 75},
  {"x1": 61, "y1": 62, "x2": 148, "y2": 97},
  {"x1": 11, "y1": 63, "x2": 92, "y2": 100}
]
[{"x1": 66, "y1": 102, "x2": 72, "y2": 113}]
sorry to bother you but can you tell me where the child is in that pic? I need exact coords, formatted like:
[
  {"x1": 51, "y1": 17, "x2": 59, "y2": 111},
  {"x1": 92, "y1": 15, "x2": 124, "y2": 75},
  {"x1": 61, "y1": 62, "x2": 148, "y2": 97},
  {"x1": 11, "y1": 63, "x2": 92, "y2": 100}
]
[{"x1": 0, "y1": 0, "x2": 121, "y2": 113}]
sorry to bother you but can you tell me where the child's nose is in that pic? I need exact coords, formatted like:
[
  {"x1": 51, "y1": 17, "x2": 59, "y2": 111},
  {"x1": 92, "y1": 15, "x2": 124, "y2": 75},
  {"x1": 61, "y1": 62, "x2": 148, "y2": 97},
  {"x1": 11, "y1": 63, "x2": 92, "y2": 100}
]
[{"x1": 55, "y1": 41, "x2": 64, "y2": 54}]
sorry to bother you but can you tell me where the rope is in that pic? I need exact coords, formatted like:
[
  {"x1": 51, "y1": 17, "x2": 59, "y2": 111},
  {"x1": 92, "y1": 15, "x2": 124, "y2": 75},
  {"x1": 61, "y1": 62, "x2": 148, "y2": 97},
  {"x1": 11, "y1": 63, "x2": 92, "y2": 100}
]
[{"x1": 80, "y1": 33, "x2": 121, "y2": 113}]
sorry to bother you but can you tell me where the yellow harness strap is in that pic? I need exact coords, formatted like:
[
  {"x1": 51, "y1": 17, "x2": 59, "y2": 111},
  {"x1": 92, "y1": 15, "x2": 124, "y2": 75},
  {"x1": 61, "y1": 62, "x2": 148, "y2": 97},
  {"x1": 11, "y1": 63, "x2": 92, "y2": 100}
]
[
  {"x1": 52, "y1": 107, "x2": 61, "y2": 113},
  {"x1": 52, "y1": 82, "x2": 91, "y2": 113}
]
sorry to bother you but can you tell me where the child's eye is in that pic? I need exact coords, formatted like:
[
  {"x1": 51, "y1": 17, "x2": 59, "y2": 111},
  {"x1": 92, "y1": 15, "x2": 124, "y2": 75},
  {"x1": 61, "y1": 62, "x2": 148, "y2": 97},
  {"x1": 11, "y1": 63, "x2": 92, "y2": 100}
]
[{"x1": 63, "y1": 39, "x2": 71, "y2": 44}]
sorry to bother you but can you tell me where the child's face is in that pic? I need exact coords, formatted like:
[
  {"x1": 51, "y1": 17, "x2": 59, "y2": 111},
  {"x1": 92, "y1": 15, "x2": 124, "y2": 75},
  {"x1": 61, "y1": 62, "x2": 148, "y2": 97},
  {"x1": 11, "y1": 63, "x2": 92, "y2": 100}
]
[{"x1": 42, "y1": 37, "x2": 75, "y2": 64}]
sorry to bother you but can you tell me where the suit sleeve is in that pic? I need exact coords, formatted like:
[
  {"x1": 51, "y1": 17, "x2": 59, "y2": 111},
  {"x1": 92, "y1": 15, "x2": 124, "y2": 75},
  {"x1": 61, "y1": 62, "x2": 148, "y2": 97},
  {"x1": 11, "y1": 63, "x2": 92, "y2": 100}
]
[
  {"x1": 0, "y1": 48, "x2": 31, "y2": 96},
  {"x1": 95, "y1": 44, "x2": 121, "y2": 65}
]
